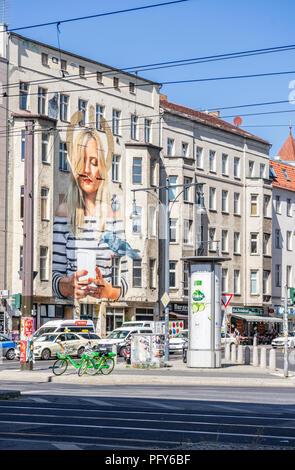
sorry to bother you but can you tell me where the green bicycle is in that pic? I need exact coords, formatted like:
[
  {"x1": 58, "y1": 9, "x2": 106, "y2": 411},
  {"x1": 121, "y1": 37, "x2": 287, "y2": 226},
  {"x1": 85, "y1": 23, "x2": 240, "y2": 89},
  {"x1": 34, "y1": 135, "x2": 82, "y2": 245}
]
[
  {"x1": 78, "y1": 350, "x2": 116, "y2": 376},
  {"x1": 52, "y1": 344, "x2": 98, "y2": 376}
]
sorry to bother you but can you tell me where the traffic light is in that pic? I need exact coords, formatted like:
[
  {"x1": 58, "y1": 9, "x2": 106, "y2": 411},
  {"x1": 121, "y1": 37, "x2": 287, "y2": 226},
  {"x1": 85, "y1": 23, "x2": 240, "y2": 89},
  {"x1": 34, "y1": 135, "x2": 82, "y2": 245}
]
[
  {"x1": 11, "y1": 293, "x2": 22, "y2": 309},
  {"x1": 289, "y1": 288, "x2": 295, "y2": 306}
]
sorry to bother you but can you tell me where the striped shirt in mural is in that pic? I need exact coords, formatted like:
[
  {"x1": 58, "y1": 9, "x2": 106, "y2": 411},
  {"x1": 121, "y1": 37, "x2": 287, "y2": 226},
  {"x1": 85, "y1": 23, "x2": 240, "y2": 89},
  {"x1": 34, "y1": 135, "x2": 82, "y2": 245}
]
[{"x1": 52, "y1": 216, "x2": 128, "y2": 299}]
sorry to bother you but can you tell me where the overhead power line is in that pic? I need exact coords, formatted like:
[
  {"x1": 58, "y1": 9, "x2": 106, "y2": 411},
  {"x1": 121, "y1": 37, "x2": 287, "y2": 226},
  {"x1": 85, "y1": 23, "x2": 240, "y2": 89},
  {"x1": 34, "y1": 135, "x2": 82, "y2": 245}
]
[{"x1": 5, "y1": 0, "x2": 189, "y2": 32}]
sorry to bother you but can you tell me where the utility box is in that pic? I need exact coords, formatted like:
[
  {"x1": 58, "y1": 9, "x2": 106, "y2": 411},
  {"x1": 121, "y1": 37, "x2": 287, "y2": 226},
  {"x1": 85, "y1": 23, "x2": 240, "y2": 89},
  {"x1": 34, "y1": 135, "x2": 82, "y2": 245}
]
[{"x1": 131, "y1": 333, "x2": 165, "y2": 368}]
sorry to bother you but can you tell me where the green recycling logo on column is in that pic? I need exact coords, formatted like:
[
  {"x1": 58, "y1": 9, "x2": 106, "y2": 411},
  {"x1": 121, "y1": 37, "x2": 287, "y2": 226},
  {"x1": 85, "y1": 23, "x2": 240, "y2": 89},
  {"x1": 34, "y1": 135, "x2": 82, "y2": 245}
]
[{"x1": 192, "y1": 280, "x2": 206, "y2": 313}]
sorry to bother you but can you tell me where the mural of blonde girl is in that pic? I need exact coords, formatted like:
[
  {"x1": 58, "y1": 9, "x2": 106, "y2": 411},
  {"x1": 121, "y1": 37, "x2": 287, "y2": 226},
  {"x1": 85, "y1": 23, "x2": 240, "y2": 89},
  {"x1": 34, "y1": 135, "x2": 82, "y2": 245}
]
[{"x1": 52, "y1": 108, "x2": 139, "y2": 301}]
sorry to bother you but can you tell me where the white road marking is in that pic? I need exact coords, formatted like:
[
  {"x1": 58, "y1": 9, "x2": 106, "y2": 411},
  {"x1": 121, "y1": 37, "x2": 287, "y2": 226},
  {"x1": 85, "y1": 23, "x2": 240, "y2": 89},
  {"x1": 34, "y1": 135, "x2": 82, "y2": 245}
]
[
  {"x1": 29, "y1": 398, "x2": 50, "y2": 404},
  {"x1": 53, "y1": 443, "x2": 81, "y2": 450},
  {"x1": 82, "y1": 398, "x2": 114, "y2": 407},
  {"x1": 140, "y1": 400, "x2": 181, "y2": 410}
]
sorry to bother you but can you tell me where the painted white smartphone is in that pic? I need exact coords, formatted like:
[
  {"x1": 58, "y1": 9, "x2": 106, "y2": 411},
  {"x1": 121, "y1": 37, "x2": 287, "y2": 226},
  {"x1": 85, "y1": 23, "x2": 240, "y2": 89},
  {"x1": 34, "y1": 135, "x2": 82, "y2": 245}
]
[{"x1": 76, "y1": 250, "x2": 96, "y2": 288}]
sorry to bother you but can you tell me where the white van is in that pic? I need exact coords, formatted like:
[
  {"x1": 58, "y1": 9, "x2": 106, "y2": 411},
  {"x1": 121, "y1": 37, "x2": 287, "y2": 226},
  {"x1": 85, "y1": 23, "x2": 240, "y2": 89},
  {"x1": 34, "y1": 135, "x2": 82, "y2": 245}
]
[
  {"x1": 121, "y1": 321, "x2": 155, "y2": 328},
  {"x1": 33, "y1": 320, "x2": 95, "y2": 339},
  {"x1": 97, "y1": 326, "x2": 154, "y2": 357}
]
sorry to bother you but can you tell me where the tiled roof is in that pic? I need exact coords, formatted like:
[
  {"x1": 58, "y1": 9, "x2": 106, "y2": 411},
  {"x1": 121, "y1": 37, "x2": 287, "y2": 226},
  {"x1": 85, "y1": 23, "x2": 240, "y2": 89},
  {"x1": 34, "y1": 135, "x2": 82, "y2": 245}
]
[
  {"x1": 270, "y1": 159, "x2": 295, "y2": 191},
  {"x1": 277, "y1": 129, "x2": 295, "y2": 161},
  {"x1": 160, "y1": 96, "x2": 270, "y2": 145}
]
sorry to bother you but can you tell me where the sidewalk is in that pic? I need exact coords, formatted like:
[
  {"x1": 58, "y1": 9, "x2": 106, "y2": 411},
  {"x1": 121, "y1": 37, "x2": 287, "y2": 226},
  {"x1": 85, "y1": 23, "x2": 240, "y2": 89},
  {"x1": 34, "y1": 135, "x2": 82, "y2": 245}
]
[{"x1": 1, "y1": 357, "x2": 295, "y2": 393}]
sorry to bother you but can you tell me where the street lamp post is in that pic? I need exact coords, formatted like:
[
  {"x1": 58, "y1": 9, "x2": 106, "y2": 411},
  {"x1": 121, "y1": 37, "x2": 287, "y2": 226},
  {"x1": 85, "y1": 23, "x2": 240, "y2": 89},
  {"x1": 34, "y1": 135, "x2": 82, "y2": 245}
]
[{"x1": 131, "y1": 178, "x2": 206, "y2": 362}]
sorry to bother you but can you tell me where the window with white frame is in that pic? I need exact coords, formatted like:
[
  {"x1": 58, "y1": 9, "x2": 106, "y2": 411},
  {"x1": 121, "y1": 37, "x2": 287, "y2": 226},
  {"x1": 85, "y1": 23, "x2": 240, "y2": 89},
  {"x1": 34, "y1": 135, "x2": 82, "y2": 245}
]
[
  {"x1": 144, "y1": 119, "x2": 151, "y2": 143},
  {"x1": 183, "y1": 177, "x2": 192, "y2": 202},
  {"x1": 169, "y1": 218, "x2": 177, "y2": 242},
  {"x1": 132, "y1": 259, "x2": 142, "y2": 287},
  {"x1": 287, "y1": 230, "x2": 292, "y2": 251},
  {"x1": 168, "y1": 176, "x2": 177, "y2": 200},
  {"x1": 167, "y1": 138, "x2": 174, "y2": 156},
  {"x1": 250, "y1": 270, "x2": 258, "y2": 294},
  {"x1": 196, "y1": 146, "x2": 203, "y2": 169},
  {"x1": 287, "y1": 265, "x2": 292, "y2": 288},
  {"x1": 131, "y1": 114, "x2": 138, "y2": 140},
  {"x1": 112, "y1": 109, "x2": 121, "y2": 135},
  {"x1": 209, "y1": 150, "x2": 216, "y2": 172},
  {"x1": 20, "y1": 186, "x2": 24, "y2": 219},
  {"x1": 181, "y1": 142, "x2": 189, "y2": 157},
  {"x1": 275, "y1": 229, "x2": 281, "y2": 249},
  {"x1": 287, "y1": 198, "x2": 292, "y2": 217},
  {"x1": 234, "y1": 157, "x2": 240, "y2": 178},
  {"x1": 111, "y1": 257, "x2": 120, "y2": 287},
  {"x1": 79, "y1": 65, "x2": 86, "y2": 77},
  {"x1": 41, "y1": 53, "x2": 48, "y2": 66},
  {"x1": 234, "y1": 232, "x2": 240, "y2": 254},
  {"x1": 150, "y1": 159, "x2": 156, "y2": 186},
  {"x1": 263, "y1": 233, "x2": 270, "y2": 255},
  {"x1": 40, "y1": 246, "x2": 49, "y2": 281},
  {"x1": 222, "y1": 153, "x2": 228, "y2": 175},
  {"x1": 209, "y1": 187, "x2": 216, "y2": 210},
  {"x1": 221, "y1": 190, "x2": 228, "y2": 212},
  {"x1": 149, "y1": 259, "x2": 156, "y2": 289},
  {"x1": 38, "y1": 87, "x2": 47, "y2": 115},
  {"x1": 132, "y1": 157, "x2": 142, "y2": 184},
  {"x1": 112, "y1": 155, "x2": 120, "y2": 182},
  {"x1": 149, "y1": 206, "x2": 156, "y2": 238},
  {"x1": 209, "y1": 227, "x2": 216, "y2": 251},
  {"x1": 250, "y1": 233, "x2": 258, "y2": 254},
  {"x1": 183, "y1": 262, "x2": 189, "y2": 295},
  {"x1": 169, "y1": 261, "x2": 177, "y2": 288},
  {"x1": 78, "y1": 99, "x2": 87, "y2": 126},
  {"x1": 263, "y1": 270, "x2": 270, "y2": 294},
  {"x1": 260, "y1": 163, "x2": 265, "y2": 178},
  {"x1": 263, "y1": 195, "x2": 270, "y2": 217},
  {"x1": 275, "y1": 195, "x2": 281, "y2": 214},
  {"x1": 248, "y1": 161, "x2": 254, "y2": 177},
  {"x1": 41, "y1": 188, "x2": 49, "y2": 220},
  {"x1": 221, "y1": 268, "x2": 228, "y2": 293},
  {"x1": 60, "y1": 94, "x2": 69, "y2": 122},
  {"x1": 183, "y1": 219, "x2": 192, "y2": 244},
  {"x1": 250, "y1": 194, "x2": 258, "y2": 215},
  {"x1": 234, "y1": 270, "x2": 240, "y2": 295},
  {"x1": 132, "y1": 207, "x2": 142, "y2": 234},
  {"x1": 59, "y1": 142, "x2": 68, "y2": 171},
  {"x1": 221, "y1": 230, "x2": 228, "y2": 252},
  {"x1": 41, "y1": 133, "x2": 49, "y2": 163},
  {"x1": 21, "y1": 130, "x2": 25, "y2": 161},
  {"x1": 275, "y1": 264, "x2": 281, "y2": 287},
  {"x1": 20, "y1": 82, "x2": 28, "y2": 110},
  {"x1": 96, "y1": 104, "x2": 104, "y2": 130},
  {"x1": 233, "y1": 192, "x2": 240, "y2": 215}
]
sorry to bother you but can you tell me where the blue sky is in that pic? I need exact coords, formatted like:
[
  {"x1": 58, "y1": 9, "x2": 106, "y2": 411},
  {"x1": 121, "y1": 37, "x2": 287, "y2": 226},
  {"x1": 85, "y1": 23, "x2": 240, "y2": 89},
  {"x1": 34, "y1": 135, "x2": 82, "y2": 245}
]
[{"x1": 4, "y1": 0, "x2": 295, "y2": 156}]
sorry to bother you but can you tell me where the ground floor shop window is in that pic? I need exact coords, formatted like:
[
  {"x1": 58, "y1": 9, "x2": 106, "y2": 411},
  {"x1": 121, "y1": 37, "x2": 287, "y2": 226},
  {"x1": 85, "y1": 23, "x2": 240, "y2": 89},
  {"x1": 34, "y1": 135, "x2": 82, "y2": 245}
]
[
  {"x1": 135, "y1": 308, "x2": 154, "y2": 321},
  {"x1": 80, "y1": 304, "x2": 94, "y2": 320},
  {"x1": 106, "y1": 307, "x2": 124, "y2": 333}
]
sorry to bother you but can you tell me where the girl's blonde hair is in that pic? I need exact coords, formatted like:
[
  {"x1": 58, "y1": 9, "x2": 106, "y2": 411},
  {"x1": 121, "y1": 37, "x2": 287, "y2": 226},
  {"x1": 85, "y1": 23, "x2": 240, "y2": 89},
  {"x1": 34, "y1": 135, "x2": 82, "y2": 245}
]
[{"x1": 67, "y1": 129, "x2": 110, "y2": 236}]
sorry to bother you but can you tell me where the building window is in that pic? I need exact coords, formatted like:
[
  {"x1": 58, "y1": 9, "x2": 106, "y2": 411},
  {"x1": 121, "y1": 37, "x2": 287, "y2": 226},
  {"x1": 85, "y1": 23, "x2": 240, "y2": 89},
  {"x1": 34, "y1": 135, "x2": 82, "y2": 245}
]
[
  {"x1": 196, "y1": 146, "x2": 203, "y2": 169},
  {"x1": 209, "y1": 187, "x2": 216, "y2": 210},
  {"x1": 19, "y1": 82, "x2": 28, "y2": 110},
  {"x1": 222, "y1": 153, "x2": 228, "y2": 175},
  {"x1": 144, "y1": 119, "x2": 151, "y2": 143},
  {"x1": 113, "y1": 76, "x2": 119, "y2": 89},
  {"x1": 169, "y1": 261, "x2": 176, "y2": 288},
  {"x1": 250, "y1": 270, "x2": 258, "y2": 294},
  {"x1": 20, "y1": 186, "x2": 24, "y2": 219},
  {"x1": 131, "y1": 114, "x2": 138, "y2": 140},
  {"x1": 112, "y1": 155, "x2": 120, "y2": 182},
  {"x1": 275, "y1": 195, "x2": 281, "y2": 214},
  {"x1": 60, "y1": 59, "x2": 67, "y2": 72},
  {"x1": 221, "y1": 230, "x2": 228, "y2": 252},
  {"x1": 275, "y1": 229, "x2": 281, "y2": 249},
  {"x1": 233, "y1": 192, "x2": 240, "y2": 215},
  {"x1": 248, "y1": 161, "x2": 254, "y2": 177},
  {"x1": 41, "y1": 133, "x2": 49, "y2": 163},
  {"x1": 132, "y1": 207, "x2": 142, "y2": 234},
  {"x1": 129, "y1": 82, "x2": 135, "y2": 94},
  {"x1": 260, "y1": 163, "x2": 265, "y2": 178},
  {"x1": 38, "y1": 87, "x2": 47, "y2": 115},
  {"x1": 250, "y1": 194, "x2": 258, "y2": 216},
  {"x1": 132, "y1": 259, "x2": 142, "y2": 287},
  {"x1": 182, "y1": 142, "x2": 189, "y2": 157},
  {"x1": 169, "y1": 218, "x2": 177, "y2": 243},
  {"x1": 21, "y1": 130, "x2": 26, "y2": 161},
  {"x1": 78, "y1": 99, "x2": 87, "y2": 126},
  {"x1": 132, "y1": 157, "x2": 142, "y2": 184},
  {"x1": 263, "y1": 270, "x2": 270, "y2": 294},
  {"x1": 60, "y1": 94, "x2": 69, "y2": 122},
  {"x1": 221, "y1": 268, "x2": 228, "y2": 293},
  {"x1": 221, "y1": 190, "x2": 228, "y2": 213},
  {"x1": 250, "y1": 233, "x2": 258, "y2": 254},
  {"x1": 41, "y1": 188, "x2": 49, "y2": 220},
  {"x1": 263, "y1": 233, "x2": 270, "y2": 255},
  {"x1": 95, "y1": 105, "x2": 104, "y2": 130},
  {"x1": 167, "y1": 138, "x2": 174, "y2": 156},
  {"x1": 209, "y1": 228, "x2": 216, "y2": 251},
  {"x1": 263, "y1": 195, "x2": 270, "y2": 217},
  {"x1": 183, "y1": 219, "x2": 192, "y2": 244},
  {"x1": 19, "y1": 246, "x2": 23, "y2": 272},
  {"x1": 275, "y1": 264, "x2": 281, "y2": 287},
  {"x1": 112, "y1": 109, "x2": 121, "y2": 135},
  {"x1": 149, "y1": 259, "x2": 156, "y2": 289},
  {"x1": 287, "y1": 198, "x2": 292, "y2": 217},
  {"x1": 183, "y1": 177, "x2": 192, "y2": 202},
  {"x1": 234, "y1": 232, "x2": 240, "y2": 254},
  {"x1": 209, "y1": 150, "x2": 216, "y2": 172},
  {"x1": 40, "y1": 247, "x2": 49, "y2": 281},
  {"x1": 96, "y1": 71, "x2": 103, "y2": 83},
  {"x1": 183, "y1": 262, "x2": 189, "y2": 296},
  {"x1": 150, "y1": 160, "x2": 156, "y2": 186},
  {"x1": 59, "y1": 142, "x2": 68, "y2": 171},
  {"x1": 79, "y1": 65, "x2": 86, "y2": 77},
  {"x1": 41, "y1": 53, "x2": 48, "y2": 66},
  {"x1": 287, "y1": 265, "x2": 292, "y2": 288},
  {"x1": 111, "y1": 257, "x2": 120, "y2": 287},
  {"x1": 234, "y1": 270, "x2": 240, "y2": 295},
  {"x1": 287, "y1": 230, "x2": 292, "y2": 251},
  {"x1": 149, "y1": 206, "x2": 156, "y2": 238},
  {"x1": 168, "y1": 176, "x2": 177, "y2": 200},
  {"x1": 234, "y1": 157, "x2": 240, "y2": 178}
]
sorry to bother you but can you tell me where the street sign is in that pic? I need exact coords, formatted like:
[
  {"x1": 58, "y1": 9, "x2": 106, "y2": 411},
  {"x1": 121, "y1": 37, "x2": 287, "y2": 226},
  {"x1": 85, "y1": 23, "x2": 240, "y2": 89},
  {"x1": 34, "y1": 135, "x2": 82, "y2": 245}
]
[
  {"x1": 0, "y1": 290, "x2": 9, "y2": 298},
  {"x1": 221, "y1": 294, "x2": 233, "y2": 308},
  {"x1": 161, "y1": 292, "x2": 170, "y2": 308}
]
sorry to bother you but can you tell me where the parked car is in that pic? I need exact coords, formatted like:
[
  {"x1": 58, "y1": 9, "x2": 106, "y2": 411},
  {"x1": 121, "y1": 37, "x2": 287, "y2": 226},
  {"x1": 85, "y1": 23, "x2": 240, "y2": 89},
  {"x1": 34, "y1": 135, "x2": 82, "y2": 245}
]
[
  {"x1": 96, "y1": 327, "x2": 154, "y2": 357},
  {"x1": 271, "y1": 332, "x2": 295, "y2": 349},
  {"x1": 169, "y1": 330, "x2": 188, "y2": 353},
  {"x1": 0, "y1": 334, "x2": 16, "y2": 360},
  {"x1": 33, "y1": 320, "x2": 95, "y2": 340},
  {"x1": 221, "y1": 333, "x2": 238, "y2": 348},
  {"x1": 33, "y1": 332, "x2": 101, "y2": 360}
]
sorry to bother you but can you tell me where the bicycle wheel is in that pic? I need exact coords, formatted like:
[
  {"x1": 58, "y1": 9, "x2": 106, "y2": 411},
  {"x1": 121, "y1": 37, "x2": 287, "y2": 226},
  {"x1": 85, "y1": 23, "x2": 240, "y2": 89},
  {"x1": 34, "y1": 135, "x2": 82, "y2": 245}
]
[
  {"x1": 100, "y1": 357, "x2": 115, "y2": 375},
  {"x1": 85, "y1": 358, "x2": 99, "y2": 375},
  {"x1": 78, "y1": 358, "x2": 89, "y2": 377},
  {"x1": 52, "y1": 358, "x2": 68, "y2": 376}
]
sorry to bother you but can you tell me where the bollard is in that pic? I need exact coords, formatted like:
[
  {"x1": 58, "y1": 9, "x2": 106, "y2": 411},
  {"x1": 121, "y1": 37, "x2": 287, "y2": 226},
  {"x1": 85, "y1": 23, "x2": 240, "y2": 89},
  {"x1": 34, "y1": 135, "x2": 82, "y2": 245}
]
[
  {"x1": 260, "y1": 347, "x2": 267, "y2": 368},
  {"x1": 112, "y1": 344, "x2": 117, "y2": 366},
  {"x1": 231, "y1": 343, "x2": 237, "y2": 362},
  {"x1": 225, "y1": 342, "x2": 231, "y2": 361},
  {"x1": 244, "y1": 346, "x2": 250, "y2": 365},
  {"x1": 237, "y1": 345, "x2": 243, "y2": 364},
  {"x1": 269, "y1": 348, "x2": 276, "y2": 371},
  {"x1": 253, "y1": 346, "x2": 259, "y2": 366}
]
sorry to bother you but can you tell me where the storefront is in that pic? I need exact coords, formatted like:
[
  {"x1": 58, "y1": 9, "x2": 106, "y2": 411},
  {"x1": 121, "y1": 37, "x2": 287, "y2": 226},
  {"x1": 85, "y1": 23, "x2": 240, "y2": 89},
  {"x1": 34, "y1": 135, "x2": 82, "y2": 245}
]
[
  {"x1": 168, "y1": 303, "x2": 188, "y2": 333},
  {"x1": 229, "y1": 312, "x2": 283, "y2": 337}
]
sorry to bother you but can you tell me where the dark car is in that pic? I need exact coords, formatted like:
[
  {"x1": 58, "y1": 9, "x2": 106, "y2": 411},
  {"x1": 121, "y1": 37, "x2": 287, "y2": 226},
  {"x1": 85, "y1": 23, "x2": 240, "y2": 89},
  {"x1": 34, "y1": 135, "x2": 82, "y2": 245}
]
[{"x1": 0, "y1": 334, "x2": 16, "y2": 360}]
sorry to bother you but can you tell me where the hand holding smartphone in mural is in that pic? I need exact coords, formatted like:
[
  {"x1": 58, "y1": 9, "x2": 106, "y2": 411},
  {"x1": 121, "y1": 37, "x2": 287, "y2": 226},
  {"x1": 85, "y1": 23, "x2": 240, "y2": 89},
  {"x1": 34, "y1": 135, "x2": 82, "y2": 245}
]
[{"x1": 87, "y1": 266, "x2": 120, "y2": 301}]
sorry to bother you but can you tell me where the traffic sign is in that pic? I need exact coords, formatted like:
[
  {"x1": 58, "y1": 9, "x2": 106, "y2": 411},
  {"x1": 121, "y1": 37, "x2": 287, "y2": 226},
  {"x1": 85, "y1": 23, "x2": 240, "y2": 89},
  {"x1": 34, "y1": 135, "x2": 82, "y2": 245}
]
[
  {"x1": 161, "y1": 292, "x2": 170, "y2": 308},
  {"x1": 221, "y1": 294, "x2": 233, "y2": 308}
]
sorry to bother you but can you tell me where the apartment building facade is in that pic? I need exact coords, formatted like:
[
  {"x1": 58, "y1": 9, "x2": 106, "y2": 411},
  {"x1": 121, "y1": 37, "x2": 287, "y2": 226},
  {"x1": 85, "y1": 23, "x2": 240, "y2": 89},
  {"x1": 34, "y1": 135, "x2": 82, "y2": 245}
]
[
  {"x1": 159, "y1": 96, "x2": 273, "y2": 333},
  {"x1": 0, "y1": 27, "x2": 161, "y2": 337}
]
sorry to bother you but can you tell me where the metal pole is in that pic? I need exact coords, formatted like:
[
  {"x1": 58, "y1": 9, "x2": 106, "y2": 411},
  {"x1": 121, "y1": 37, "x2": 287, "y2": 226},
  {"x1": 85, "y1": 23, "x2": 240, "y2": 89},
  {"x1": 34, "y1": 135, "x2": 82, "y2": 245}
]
[
  {"x1": 20, "y1": 119, "x2": 34, "y2": 371},
  {"x1": 284, "y1": 284, "x2": 288, "y2": 378},
  {"x1": 164, "y1": 177, "x2": 170, "y2": 362}
]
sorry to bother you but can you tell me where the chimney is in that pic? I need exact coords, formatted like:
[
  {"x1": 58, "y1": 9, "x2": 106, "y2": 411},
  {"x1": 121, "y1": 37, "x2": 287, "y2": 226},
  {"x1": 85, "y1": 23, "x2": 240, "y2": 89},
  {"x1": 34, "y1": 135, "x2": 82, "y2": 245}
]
[
  {"x1": 208, "y1": 110, "x2": 220, "y2": 118},
  {"x1": 160, "y1": 94, "x2": 168, "y2": 102}
]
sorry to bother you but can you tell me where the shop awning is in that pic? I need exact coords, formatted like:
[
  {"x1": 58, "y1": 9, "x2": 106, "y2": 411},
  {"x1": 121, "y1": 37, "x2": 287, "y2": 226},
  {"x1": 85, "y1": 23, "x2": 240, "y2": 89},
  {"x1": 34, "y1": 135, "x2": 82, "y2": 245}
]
[
  {"x1": 169, "y1": 312, "x2": 188, "y2": 320},
  {"x1": 231, "y1": 313, "x2": 283, "y2": 323}
]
